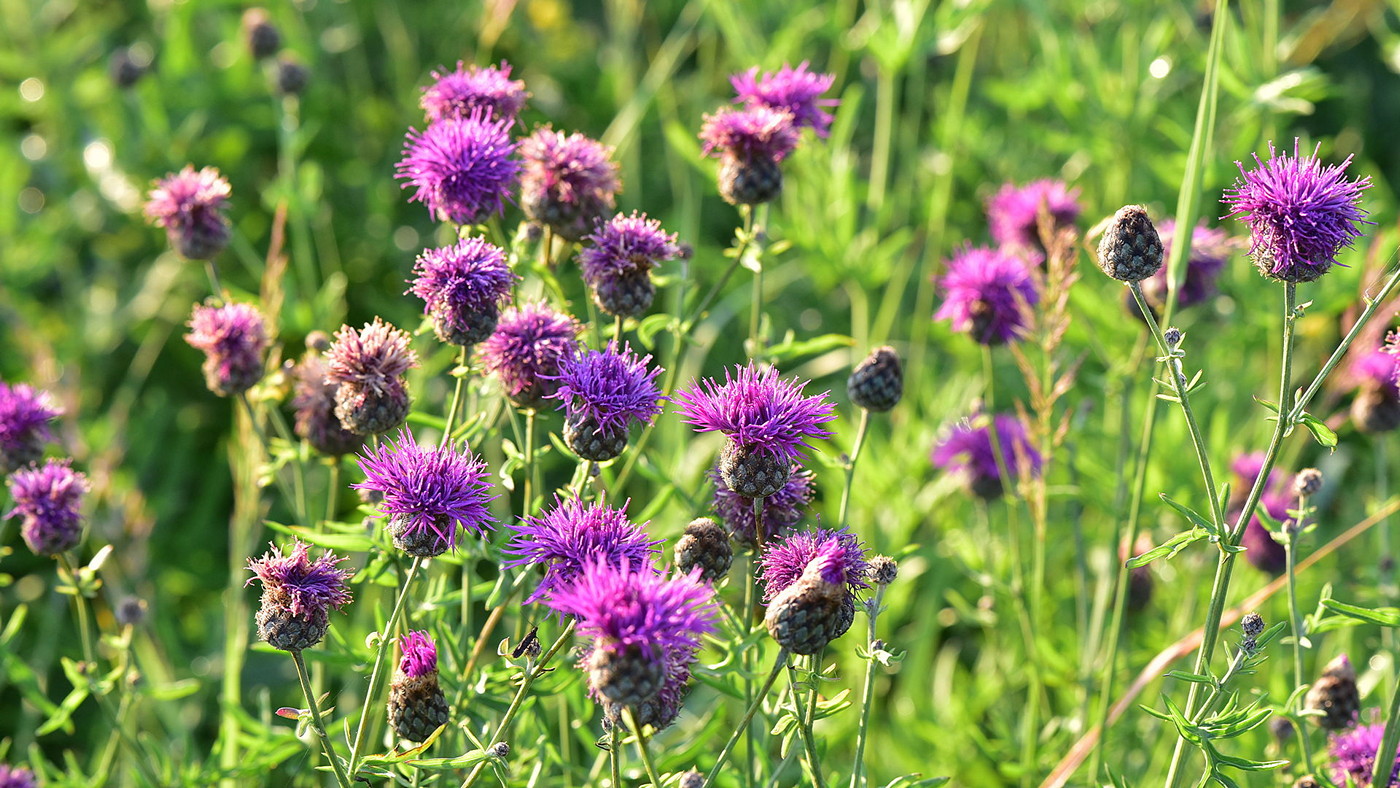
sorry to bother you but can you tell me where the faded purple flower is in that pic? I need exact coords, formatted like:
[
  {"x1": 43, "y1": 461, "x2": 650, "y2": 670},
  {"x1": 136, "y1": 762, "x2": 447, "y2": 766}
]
[
  {"x1": 504, "y1": 496, "x2": 662, "y2": 605},
  {"x1": 185, "y1": 300, "x2": 268, "y2": 397},
  {"x1": 291, "y1": 353, "x2": 364, "y2": 457},
  {"x1": 674, "y1": 362, "x2": 835, "y2": 464},
  {"x1": 0, "y1": 765, "x2": 37, "y2": 788},
  {"x1": 245, "y1": 539, "x2": 353, "y2": 651},
  {"x1": 6, "y1": 458, "x2": 88, "y2": 557},
  {"x1": 730, "y1": 62, "x2": 838, "y2": 137},
  {"x1": 518, "y1": 128, "x2": 620, "y2": 241},
  {"x1": 932, "y1": 412, "x2": 1043, "y2": 500},
  {"x1": 986, "y1": 180, "x2": 1081, "y2": 256},
  {"x1": 481, "y1": 303, "x2": 581, "y2": 409},
  {"x1": 1329, "y1": 723, "x2": 1400, "y2": 787},
  {"x1": 578, "y1": 212, "x2": 680, "y2": 318},
  {"x1": 353, "y1": 427, "x2": 496, "y2": 557},
  {"x1": 550, "y1": 343, "x2": 663, "y2": 461},
  {"x1": 1132, "y1": 220, "x2": 1232, "y2": 317},
  {"x1": 397, "y1": 111, "x2": 520, "y2": 226},
  {"x1": 934, "y1": 246, "x2": 1039, "y2": 346},
  {"x1": 1223, "y1": 139, "x2": 1372, "y2": 283},
  {"x1": 410, "y1": 237, "x2": 518, "y2": 346},
  {"x1": 420, "y1": 61, "x2": 528, "y2": 123},
  {"x1": 757, "y1": 527, "x2": 870, "y2": 603},
  {"x1": 144, "y1": 165, "x2": 233, "y2": 259},
  {"x1": 325, "y1": 318, "x2": 418, "y2": 435},
  {"x1": 699, "y1": 106, "x2": 799, "y2": 206},
  {"x1": 710, "y1": 463, "x2": 814, "y2": 546},
  {"x1": 398, "y1": 630, "x2": 438, "y2": 679},
  {"x1": 0, "y1": 381, "x2": 62, "y2": 474}
]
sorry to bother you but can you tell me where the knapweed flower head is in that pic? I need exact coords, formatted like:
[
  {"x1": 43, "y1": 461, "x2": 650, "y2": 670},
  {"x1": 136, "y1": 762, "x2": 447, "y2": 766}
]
[
  {"x1": 518, "y1": 127, "x2": 620, "y2": 241},
  {"x1": 410, "y1": 237, "x2": 518, "y2": 346},
  {"x1": 420, "y1": 61, "x2": 528, "y2": 123},
  {"x1": 758, "y1": 527, "x2": 870, "y2": 603},
  {"x1": 710, "y1": 463, "x2": 814, "y2": 546},
  {"x1": 0, "y1": 765, "x2": 36, "y2": 788},
  {"x1": 389, "y1": 629, "x2": 450, "y2": 741},
  {"x1": 291, "y1": 353, "x2": 364, "y2": 457},
  {"x1": 674, "y1": 362, "x2": 836, "y2": 464},
  {"x1": 730, "y1": 62, "x2": 838, "y2": 137},
  {"x1": 353, "y1": 427, "x2": 496, "y2": 557},
  {"x1": 185, "y1": 300, "x2": 268, "y2": 397},
  {"x1": 504, "y1": 495, "x2": 662, "y2": 605},
  {"x1": 481, "y1": 302, "x2": 581, "y2": 409},
  {"x1": 578, "y1": 212, "x2": 680, "y2": 318},
  {"x1": 1354, "y1": 332, "x2": 1400, "y2": 433},
  {"x1": 932, "y1": 412, "x2": 1043, "y2": 500},
  {"x1": 144, "y1": 165, "x2": 233, "y2": 260},
  {"x1": 6, "y1": 458, "x2": 88, "y2": 557},
  {"x1": 245, "y1": 539, "x2": 353, "y2": 650},
  {"x1": 0, "y1": 381, "x2": 62, "y2": 474},
  {"x1": 1223, "y1": 139, "x2": 1372, "y2": 283},
  {"x1": 986, "y1": 179, "x2": 1081, "y2": 255},
  {"x1": 398, "y1": 630, "x2": 438, "y2": 678},
  {"x1": 325, "y1": 318, "x2": 418, "y2": 435},
  {"x1": 1228, "y1": 452, "x2": 1291, "y2": 573},
  {"x1": 1329, "y1": 723, "x2": 1400, "y2": 787},
  {"x1": 934, "y1": 246, "x2": 1039, "y2": 346},
  {"x1": 700, "y1": 106, "x2": 799, "y2": 206},
  {"x1": 760, "y1": 528, "x2": 869, "y2": 653},
  {"x1": 1134, "y1": 220, "x2": 1232, "y2": 316},
  {"x1": 551, "y1": 342, "x2": 664, "y2": 461},
  {"x1": 397, "y1": 110, "x2": 519, "y2": 225}
]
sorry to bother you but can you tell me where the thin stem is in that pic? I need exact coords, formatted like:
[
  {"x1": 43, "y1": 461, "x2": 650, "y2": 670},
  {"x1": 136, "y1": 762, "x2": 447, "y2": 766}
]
[
  {"x1": 614, "y1": 313, "x2": 624, "y2": 344},
  {"x1": 610, "y1": 725, "x2": 622, "y2": 788},
  {"x1": 700, "y1": 649, "x2": 790, "y2": 788},
  {"x1": 57, "y1": 552, "x2": 96, "y2": 665},
  {"x1": 838, "y1": 409, "x2": 872, "y2": 532},
  {"x1": 349, "y1": 556, "x2": 424, "y2": 773},
  {"x1": 625, "y1": 707, "x2": 664, "y2": 788},
  {"x1": 1287, "y1": 265, "x2": 1400, "y2": 424},
  {"x1": 1284, "y1": 517, "x2": 1316, "y2": 774},
  {"x1": 325, "y1": 458, "x2": 340, "y2": 524},
  {"x1": 524, "y1": 409, "x2": 539, "y2": 519},
  {"x1": 205, "y1": 259, "x2": 225, "y2": 301},
  {"x1": 1380, "y1": 442, "x2": 1396, "y2": 665},
  {"x1": 849, "y1": 586, "x2": 888, "y2": 788},
  {"x1": 237, "y1": 393, "x2": 307, "y2": 526},
  {"x1": 441, "y1": 345, "x2": 471, "y2": 447},
  {"x1": 1369, "y1": 672, "x2": 1400, "y2": 788},
  {"x1": 292, "y1": 650, "x2": 353, "y2": 788},
  {"x1": 787, "y1": 663, "x2": 827, "y2": 788}
]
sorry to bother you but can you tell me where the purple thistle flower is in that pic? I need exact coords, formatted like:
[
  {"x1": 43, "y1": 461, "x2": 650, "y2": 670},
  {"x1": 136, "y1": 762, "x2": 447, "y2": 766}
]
[
  {"x1": 934, "y1": 246, "x2": 1039, "y2": 346},
  {"x1": 397, "y1": 111, "x2": 520, "y2": 226},
  {"x1": 986, "y1": 179, "x2": 1081, "y2": 257},
  {"x1": 757, "y1": 527, "x2": 870, "y2": 603},
  {"x1": 245, "y1": 539, "x2": 353, "y2": 651},
  {"x1": 700, "y1": 105, "x2": 799, "y2": 163},
  {"x1": 1329, "y1": 723, "x2": 1400, "y2": 787},
  {"x1": 185, "y1": 300, "x2": 268, "y2": 398},
  {"x1": 6, "y1": 458, "x2": 88, "y2": 557},
  {"x1": 710, "y1": 463, "x2": 814, "y2": 547},
  {"x1": 1133, "y1": 220, "x2": 1233, "y2": 317},
  {"x1": 1223, "y1": 139, "x2": 1372, "y2": 283},
  {"x1": 550, "y1": 342, "x2": 663, "y2": 461},
  {"x1": 325, "y1": 318, "x2": 418, "y2": 436},
  {"x1": 1353, "y1": 343, "x2": 1400, "y2": 398},
  {"x1": 481, "y1": 302, "x2": 582, "y2": 409},
  {"x1": 0, "y1": 381, "x2": 62, "y2": 474},
  {"x1": 0, "y1": 765, "x2": 37, "y2": 788},
  {"x1": 932, "y1": 412, "x2": 1043, "y2": 500},
  {"x1": 518, "y1": 127, "x2": 620, "y2": 241},
  {"x1": 353, "y1": 427, "x2": 496, "y2": 557},
  {"x1": 410, "y1": 237, "x2": 518, "y2": 346},
  {"x1": 504, "y1": 495, "x2": 662, "y2": 605},
  {"x1": 398, "y1": 630, "x2": 438, "y2": 678},
  {"x1": 673, "y1": 362, "x2": 836, "y2": 464},
  {"x1": 143, "y1": 165, "x2": 233, "y2": 259},
  {"x1": 420, "y1": 61, "x2": 528, "y2": 123},
  {"x1": 578, "y1": 212, "x2": 680, "y2": 318},
  {"x1": 730, "y1": 62, "x2": 838, "y2": 137},
  {"x1": 291, "y1": 353, "x2": 364, "y2": 457}
]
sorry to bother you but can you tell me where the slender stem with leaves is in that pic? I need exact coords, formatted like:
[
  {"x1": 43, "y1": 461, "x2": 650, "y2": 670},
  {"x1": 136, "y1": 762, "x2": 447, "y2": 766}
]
[{"x1": 291, "y1": 649, "x2": 353, "y2": 788}]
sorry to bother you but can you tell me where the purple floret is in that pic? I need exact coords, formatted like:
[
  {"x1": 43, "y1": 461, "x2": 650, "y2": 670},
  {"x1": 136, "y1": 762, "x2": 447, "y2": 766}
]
[
  {"x1": 481, "y1": 303, "x2": 582, "y2": 408},
  {"x1": 757, "y1": 528, "x2": 869, "y2": 602},
  {"x1": 547, "y1": 559, "x2": 717, "y2": 657},
  {"x1": 245, "y1": 539, "x2": 353, "y2": 620},
  {"x1": 730, "y1": 62, "x2": 838, "y2": 138},
  {"x1": 0, "y1": 764, "x2": 37, "y2": 788},
  {"x1": 710, "y1": 463, "x2": 814, "y2": 545},
  {"x1": 6, "y1": 458, "x2": 88, "y2": 556},
  {"x1": 410, "y1": 236, "x2": 518, "y2": 343},
  {"x1": 353, "y1": 428, "x2": 496, "y2": 553},
  {"x1": 549, "y1": 343, "x2": 664, "y2": 434},
  {"x1": 1330, "y1": 723, "x2": 1400, "y2": 787},
  {"x1": 186, "y1": 300, "x2": 269, "y2": 397},
  {"x1": 674, "y1": 363, "x2": 835, "y2": 463},
  {"x1": 504, "y1": 496, "x2": 662, "y2": 604},
  {"x1": 699, "y1": 105, "x2": 799, "y2": 163},
  {"x1": 420, "y1": 61, "x2": 528, "y2": 123},
  {"x1": 398, "y1": 630, "x2": 438, "y2": 678},
  {"x1": 143, "y1": 165, "x2": 233, "y2": 259},
  {"x1": 986, "y1": 179, "x2": 1081, "y2": 254},
  {"x1": 932, "y1": 413, "x2": 1042, "y2": 496},
  {"x1": 397, "y1": 110, "x2": 520, "y2": 226},
  {"x1": 934, "y1": 246, "x2": 1039, "y2": 346},
  {"x1": 0, "y1": 381, "x2": 62, "y2": 471},
  {"x1": 578, "y1": 212, "x2": 681, "y2": 285},
  {"x1": 325, "y1": 318, "x2": 418, "y2": 390}
]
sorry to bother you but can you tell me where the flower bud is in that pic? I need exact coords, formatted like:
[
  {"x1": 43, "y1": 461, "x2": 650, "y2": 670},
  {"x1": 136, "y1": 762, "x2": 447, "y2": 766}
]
[{"x1": 1096, "y1": 205, "x2": 1163, "y2": 282}]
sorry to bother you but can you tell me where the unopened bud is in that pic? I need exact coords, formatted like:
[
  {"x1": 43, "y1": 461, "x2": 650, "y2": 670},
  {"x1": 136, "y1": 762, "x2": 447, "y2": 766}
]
[{"x1": 1293, "y1": 468, "x2": 1323, "y2": 498}]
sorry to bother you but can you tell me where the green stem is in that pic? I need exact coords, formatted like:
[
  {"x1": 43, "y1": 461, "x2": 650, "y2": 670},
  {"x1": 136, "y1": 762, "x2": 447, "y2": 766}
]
[
  {"x1": 325, "y1": 458, "x2": 340, "y2": 524},
  {"x1": 849, "y1": 586, "x2": 887, "y2": 788},
  {"x1": 292, "y1": 650, "x2": 353, "y2": 788},
  {"x1": 205, "y1": 259, "x2": 225, "y2": 301},
  {"x1": 838, "y1": 409, "x2": 871, "y2": 532},
  {"x1": 349, "y1": 556, "x2": 424, "y2": 774},
  {"x1": 441, "y1": 345, "x2": 471, "y2": 447},
  {"x1": 625, "y1": 707, "x2": 664, "y2": 787},
  {"x1": 610, "y1": 724, "x2": 622, "y2": 788},
  {"x1": 1380, "y1": 442, "x2": 1396, "y2": 666},
  {"x1": 237, "y1": 393, "x2": 308, "y2": 527},
  {"x1": 701, "y1": 649, "x2": 790, "y2": 788},
  {"x1": 524, "y1": 409, "x2": 539, "y2": 519},
  {"x1": 57, "y1": 553, "x2": 96, "y2": 665},
  {"x1": 867, "y1": 64, "x2": 895, "y2": 216},
  {"x1": 1284, "y1": 515, "x2": 1316, "y2": 774},
  {"x1": 1369, "y1": 672, "x2": 1400, "y2": 788},
  {"x1": 787, "y1": 663, "x2": 827, "y2": 788}
]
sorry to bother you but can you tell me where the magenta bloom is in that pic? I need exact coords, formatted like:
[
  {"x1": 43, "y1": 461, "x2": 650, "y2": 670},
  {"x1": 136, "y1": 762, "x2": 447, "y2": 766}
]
[
  {"x1": 700, "y1": 105, "x2": 798, "y2": 164},
  {"x1": 0, "y1": 765, "x2": 36, "y2": 788},
  {"x1": 0, "y1": 381, "x2": 62, "y2": 474},
  {"x1": 935, "y1": 246, "x2": 1039, "y2": 346},
  {"x1": 325, "y1": 318, "x2": 418, "y2": 436},
  {"x1": 410, "y1": 237, "x2": 518, "y2": 346},
  {"x1": 185, "y1": 300, "x2": 268, "y2": 397},
  {"x1": 246, "y1": 539, "x2": 353, "y2": 650},
  {"x1": 932, "y1": 413, "x2": 1042, "y2": 500},
  {"x1": 730, "y1": 62, "x2": 838, "y2": 137},
  {"x1": 6, "y1": 458, "x2": 88, "y2": 556},
  {"x1": 481, "y1": 302, "x2": 582, "y2": 409},
  {"x1": 674, "y1": 362, "x2": 836, "y2": 464},
  {"x1": 1228, "y1": 453, "x2": 1292, "y2": 573},
  {"x1": 551, "y1": 343, "x2": 664, "y2": 460},
  {"x1": 578, "y1": 212, "x2": 680, "y2": 317},
  {"x1": 420, "y1": 61, "x2": 528, "y2": 123},
  {"x1": 986, "y1": 179, "x2": 1081, "y2": 255},
  {"x1": 710, "y1": 463, "x2": 814, "y2": 546},
  {"x1": 398, "y1": 630, "x2": 438, "y2": 678},
  {"x1": 1133, "y1": 220, "x2": 1232, "y2": 317},
  {"x1": 1223, "y1": 139, "x2": 1372, "y2": 283},
  {"x1": 518, "y1": 128, "x2": 620, "y2": 241},
  {"x1": 1329, "y1": 723, "x2": 1400, "y2": 787},
  {"x1": 504, "y1": 496, "x2": 662, "y2": 605},
  {"x1": 757, "y1": 528, "x2": 870, "y2": 603},
  {"x1": 143, "y1": 165, "x2": 233, "y2": 259},
  {"x1": 1353, "y1": 343, "x2": 1400, "y2": 397},
  {"x1": 397, "y1": 111, "x2": 520, "y2": 225}
]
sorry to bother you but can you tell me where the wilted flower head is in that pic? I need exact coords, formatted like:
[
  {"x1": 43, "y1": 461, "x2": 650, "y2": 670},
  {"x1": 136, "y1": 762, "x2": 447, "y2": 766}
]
[
  {"x1": 1223, "y1": 139, "x2": 1372, "y2": 283},
  {"x1": 518, "y1": 128, "x2": 620, "y2": 241},
  {"x1": 1134, "y1": 220, "x2": 1232, "y2": 317},
  {"x1": 481, "y1": 303, "x2": 581, "y2": 409},
  {"x1": 144, "y1": 165, "x2": 233, "y2": 260},
  {"x1": 397, "y1": 111, "x2": 519, "y2": 225},
  {"x1": 1329, "y1": 723, "x2": 1400, "y2": 787},
  {"x1": 505, "y1": 496, "x2": 662, "y2": 604},
  {"x1": 353, "y1": 428, "x2": 496, "y2": 557},
  {"x1": 578, "y1": 212, "x2": 680, "y2": 318},
  {"x1": 291, "y1": 353, "x2": 364, "y2": 457},
  {"x1": 674, "y1": 362, "x2": 835, "y2": 464},
  {"x1": 932, "y1": 412, "x2": 1042, "y2": 500},
  {"x1": 0, "y1": 765, "x2": 36, "y2": 788},
  {"x1": 185, "y1": 300, "x2": 268, "y2": 397},
  {"x1": 758, "y1": 527, "x2": 870, "y2": 602},
  {"x1": 410, "y1": 237, "x2": 518, "y2": 346},
  {"x1": 934, "y1": 246, "x2": 1039, "y2": 346},
  {"x1": 6, "y1": 458, "x2": 88, "y2": 556},
  {"x1": 711, "y1": 463, "x2": 814, "y2": 546},
  {"x1": 730, "y1": 62, "x2": 838, "y2": 137},
  {"x1": 245, "y1": 540, "x2": 353, "y2": 651},
  {"x1": 421, "y1": 61, "x2": 528, "y2": 123},
  {"x1": 398, "y1": 630, "x2": 438, "y2": 678},
  {"x1": 325, "y1": 318, "x2": 417, "y2": 435},
  {"x1": 0, "y1": 381, "x2": 62, "y2": 474},
  {"x1": 550, "y1": 343, "x2": 664, "y2": 456},
  {"x1": 986, "y1": 179, "x2": 1081, "y2": 255}
]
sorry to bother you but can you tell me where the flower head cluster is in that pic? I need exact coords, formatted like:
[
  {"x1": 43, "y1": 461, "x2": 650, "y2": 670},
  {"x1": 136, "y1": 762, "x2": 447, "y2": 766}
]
[
  {"x1": 730, "y1": 62, "x2": 838, "y2": 137},
  {"x1": 185, "y1": 300, "x2": 268, "y2": 397},
  {"x1": 6, "y1": 458, "x2": 88, "y2": 556},
  {"x1": 699, "y1": 105, "x2": 799, "y2": 164},
  {"x1": 932, "y1": 413, "x2": 1042, "y2": 500},
  {"x1": 291, "y1": 353, "x2": 364, "y2": 457},
  {"x1": 758, "y1": 528, "x2": 870, "y2": 603},
  {"x1": 420, "y1": 61, "x2": 528, "y2": 123},
  {"x1": 481, "y1": 303, "x2": 581, "y2": 409},
  {"x1": 710, "y1": 463, "x2": 814, "y2": 546},
  {"x1": 0, "y1": 765, "x2": 36, "y2": 788},
  {"x1": 1134, "y1": 220, "x2": 1232, "y2": 316},
  {"x1": 397, "y1": 110, "x2": 519, "y2": 225},
  {"x1": 1223, "y1": 139, "x2": 1372, "y2": 283},
  {"x1": 935, "y1": 246, "x2": 1039, "y2": 346},
  {"x1": 1329, "y1": 723, "x2": 1400, "y2": 787},
  {"x1": 354, "y1": 428, "x2": 495, "y2": 556},
  {"x1": 578, "y1": 212, "x2": 680, "y2": 287},
  {"x1": 986, "y1": 179, "x2": 1081, "y2": 255},
  {"x1": 550, "y1": 343, "x2": 664, "y2": 435},
  {"x1": 410, "y1": 237, "x2": 518, "y2": 346},
  {"x1": 518, "y1": 128, "x2": 620, "y2": 241},
  {"x1": 674, "y1": 363, "x2": 836, "y2": 463},
  {"x1": 0, "y1": 381, "x2": 61, "y2": 474},
  {"x1": 398, "y1": 630, "x2": 438, "y2": 679},
  {"x1": 143, "y1": 165, "x2": 233, "y2": 259},
  {"x1": 505, "y1": 496, "x2": 662, "y2": 604}
]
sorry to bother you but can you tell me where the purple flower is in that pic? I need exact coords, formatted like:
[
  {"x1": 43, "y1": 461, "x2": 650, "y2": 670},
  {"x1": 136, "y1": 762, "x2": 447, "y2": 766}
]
[
  {"x1": 1330, "y1": 723, "x2": 1400, "y2": 787},
  {"x1": 0, "y1": 381, "x2": 62, "y2": 474},
  {"x1": 6, "y1": 458, "x2": 88, "y2": 557},
  {"x1": 578, "y1": 212, "x2": 680, "y2": 317},
  {"x1": 185, "y1": 300, "x2": 268, "y2": 397},
  {"x1": 1223, "y1": 139, "x2": 1372, "y2": 283},
  {"x1": 757, "y1": 528, "x2": 870, "y2": 603},
  {"x1": 420, "y1": 61, "x2": 528, "y2": 123},
  {"x1": 1134, "y1": 220, "x2": 1232, "y2": 316},
  {"x1": 700, "y1": 105, "x2": 799, "y2": 164},
  {"x1": 518, "y1": 128, "x2": 620, "y2": 241},
  {"x1": 325, "y1": 318, "x2": 418, "y2": 435},
  {"x1": 0, "y1": 765, "x2": 37, "y2": 788},
  {"x1": 504, "y1": 496, "x2": 662, "y2": 605},
  {"x1": 1228, "y1": 454, "x2": 1292, "y2": 573},
  {"x1": 481, "y1": 302, "x2": 582, "y2": 409},
  {"x1": 246, "y1": 540, "x2": 353, "y2": 650},
  {"x1": 398, "y1": 630, "x2": 438, "y2": 679},
  {"x1": 932, "y1": 413, "x2": 1042, "y2": 500},
  {"x1": 410, "y1": 237, "x2": 518, "y2": 346},
  {"x1": 353, "y1": 428, "x2": 496, "y2": 556},
  {"x1": 291, "y1": 353, "x2": 364, "y2": 457},
  {"x1": 710, "y1": 463, "x2": 814, "y2": 546},
  {"x1": 143, "y1": 165, "x2": 233, "y2": 259},
  {"x1": 934, "y1": 246, "x2": 1039, "y2": 346},
  {"x1": 730, "y1": 62, "x2": 838, "y2": 137},
  {"x1": 397, "y1": 111, "x2": 520, "y2": 226},
  {"x1": 986, "y1": 180, "x2": 1081, "y2": 256},
  {"x1": 550, "y1": 342, "x2": 664, "y2": 437},
  {"x1": 674, "y1": 362, "x2": 836, "y2": 464},
  {"x1": 1352, "y1": 341, "x2": 1400, "y2": 398}
]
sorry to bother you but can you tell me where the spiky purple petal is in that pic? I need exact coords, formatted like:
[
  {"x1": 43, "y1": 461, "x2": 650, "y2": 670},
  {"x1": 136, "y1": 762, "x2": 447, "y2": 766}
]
[{"x1": 673, "y1": 363, "x2": 835, "y2": 463}]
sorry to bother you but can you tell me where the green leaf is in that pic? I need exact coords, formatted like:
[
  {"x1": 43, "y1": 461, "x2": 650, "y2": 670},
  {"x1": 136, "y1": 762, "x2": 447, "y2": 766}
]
[
  {"x1": 764, "y1": 333, "x2": 855, "y2": 363},
  {"x1": 1126, "y1": 528, "x2": 1206, "y2": 568},
  {"x1": 1299, "y1": 411, "x2": 1338, "y2": 450},
  {"x1": 1165, "y1": 670, "x2": 1216, "y2": 685},
  {"x1": 1321, "y1": 598, "x2": 1400, "y2": 627},
  {"x1": 1159, "y1": 494, "x2": 1221, "y2": 539},
  {"x1": 881, "y1": 777, "x2": 950, "y2": 788},
  {"x1": 264, "y1": 523, "x2": 375, "y2": 553}
]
